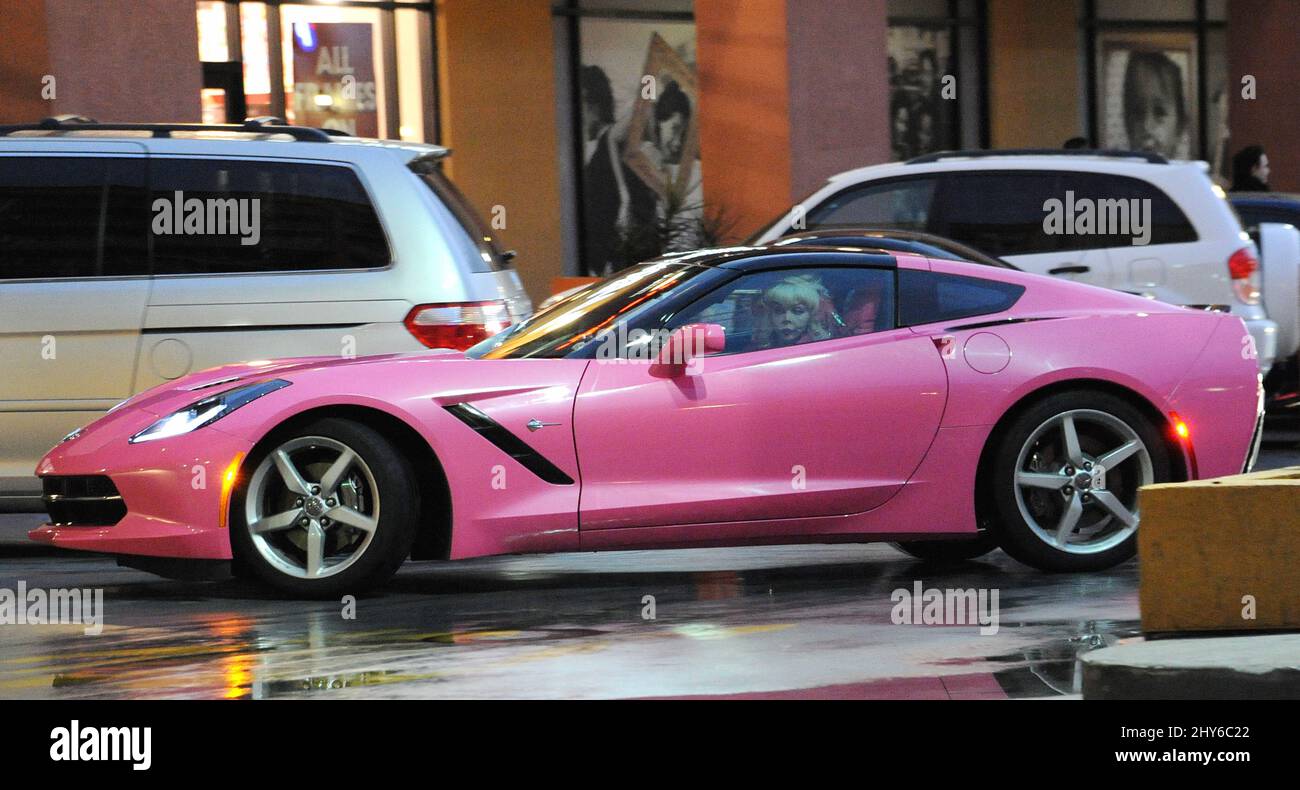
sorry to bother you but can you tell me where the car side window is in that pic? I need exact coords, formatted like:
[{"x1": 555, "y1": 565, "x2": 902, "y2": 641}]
[
  {"x1": 150, "y1": 158, "x2": 390, "y2": 275},
  {"x1": 1056, "y1": 172, "x2": 1198, "y2": 247},
  {"x1": 665, "y1": 266, "x2": 896, "y2": 354},
  {"x1": 898, "y1": 269, "x2": 1025, "y2": 326},
  {"x1": 805, "y1": 178, "x2": 937, "y2": 232},
  {"x1": 0, "y1": 156, "x2": 148, "y2": 280},
  {"x1": 933, "y1": 172, "x2": 1063, "y2": 256}
]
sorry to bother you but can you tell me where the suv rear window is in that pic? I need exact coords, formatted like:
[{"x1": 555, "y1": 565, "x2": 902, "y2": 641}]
[
  {"x1": 935, "y1": 171, "x2": 1198, "y2": 256},
  {"x1": 150, "y1": 158, "x2": 390, "y2": 275},
  {"x1": 0, "y1": 156, "x2": 148, "y2": 280},
  {"x1": 409, "y1": 158, "x2": 510, "y2": 273}
]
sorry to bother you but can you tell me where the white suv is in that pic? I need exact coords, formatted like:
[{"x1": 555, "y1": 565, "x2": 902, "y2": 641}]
[
  {"x1": 0, "y1": 117, "x2": 532, "y2": 509},
  {"x1": 751, "y1": 149, "x2": 1278, "y2": 374}
]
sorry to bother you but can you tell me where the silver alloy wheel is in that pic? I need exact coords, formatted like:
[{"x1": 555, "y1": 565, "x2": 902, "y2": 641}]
[
  {"x1": 244, "y1": 436, "x2": 380, "y2": 579},
  {"x1": 1012, "y1": 409, "x2": 1153, "y2": 555}
]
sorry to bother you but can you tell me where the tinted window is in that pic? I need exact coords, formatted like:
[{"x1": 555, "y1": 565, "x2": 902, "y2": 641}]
[
  {"x1": 806, "y1": 178, "x2": 936, "y2": 231},
  {"x1": 934, "y1": 172, "x2": 1062, "y2": 256},
  {"x1": 409, "y1": 159, "x2": 510, "y2": 273},
  {"x1": 899, "y1": 270, "x2": 1024, "y2": 326},
  {"x1": 150, "y1": 158, "x2": 389, "y2": 275},
  {"x1": 0, "y1": 156, "x2": 148, "y2": 279},
  {"x1": 936, "y1": 171, "x2": 1198, "y2": 256},
  {"x1": 667, "y1": 267, "x2": 897, "y2": 354},
  {"x1": 1057, "y1": 172, "x2": 1198, "y2": 247}
]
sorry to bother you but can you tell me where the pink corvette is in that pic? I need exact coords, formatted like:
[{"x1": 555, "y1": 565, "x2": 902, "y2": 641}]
[{"x1": 32, "y1": 247, "x2": 1264, "y2": 595}]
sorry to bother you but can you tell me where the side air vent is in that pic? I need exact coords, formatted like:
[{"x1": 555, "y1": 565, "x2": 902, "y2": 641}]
[{"x1": 444, "y1": 404, "x2": 575, "y2": 485}]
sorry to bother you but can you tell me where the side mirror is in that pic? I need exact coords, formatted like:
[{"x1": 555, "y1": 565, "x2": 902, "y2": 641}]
[{"x1": 651, "y1": 323, "x2": 725, "y2": 376}]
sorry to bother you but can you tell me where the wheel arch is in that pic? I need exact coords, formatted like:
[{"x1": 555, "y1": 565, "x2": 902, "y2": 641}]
[
  {"x1": 972, "y1": 378, "x2": 1189, "y2": 530},
  {"x1": 235, "y1": 404, "x2": 453, "y2": 563}
]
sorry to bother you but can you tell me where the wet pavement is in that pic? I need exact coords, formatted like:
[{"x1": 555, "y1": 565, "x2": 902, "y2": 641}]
[{"x1": 0, "y1": 439, "x2": 1294, "y2": 700}]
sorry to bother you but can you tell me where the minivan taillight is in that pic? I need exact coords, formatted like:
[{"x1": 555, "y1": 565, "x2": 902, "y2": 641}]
[
  {"x1": 403, "y1": 301, "x2": 512, "y2": 350},
  {"x1": 1228, "y1": 247, "x2": 1261, "y2": 305}
]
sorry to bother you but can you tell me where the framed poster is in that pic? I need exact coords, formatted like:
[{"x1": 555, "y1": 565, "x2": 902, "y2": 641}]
[
  {"x1": 1096, "y1": 30, "x2": 1198, "y2": 159},
  {"x1": 578, "y1": 19, "x2": 699, "y2": 275},
  {"x1": 887, "y1": 25, "x2": 956, "y2": 161}
]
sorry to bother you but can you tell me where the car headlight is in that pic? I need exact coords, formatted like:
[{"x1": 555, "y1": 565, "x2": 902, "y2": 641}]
[{"x1": 129, "y1": 379, "x2": 291, "y2": 444}]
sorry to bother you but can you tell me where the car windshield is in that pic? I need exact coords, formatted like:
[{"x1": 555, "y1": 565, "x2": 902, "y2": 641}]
[{"x1": 467, "y1": 260, "x2": 713, "y2": 359}]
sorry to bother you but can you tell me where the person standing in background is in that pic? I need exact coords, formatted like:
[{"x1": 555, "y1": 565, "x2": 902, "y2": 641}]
[{"x1": 1231, "y1": 145, "x2": 1271, "y2": 192}]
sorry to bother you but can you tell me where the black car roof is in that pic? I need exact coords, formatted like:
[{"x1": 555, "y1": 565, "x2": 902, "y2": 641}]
[
  {"x1": 652, "y1": 246, "x2": 898, "y2": 271},
  {"x1": 770, "y1": 227, "x2": 1015, "y2": 269}
]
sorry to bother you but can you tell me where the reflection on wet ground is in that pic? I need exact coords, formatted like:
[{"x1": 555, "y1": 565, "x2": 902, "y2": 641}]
[
  {"x1": 3, "y1": 439, "x2": 1294, "y2": 700},
  {"x1": 0, "y1": 544, "x2": 1141, "y2": 699}
]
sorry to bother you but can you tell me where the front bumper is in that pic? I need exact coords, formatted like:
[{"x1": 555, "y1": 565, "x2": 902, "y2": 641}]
[{"x1": 28, "y1": 422, "x2": 251, "y2": 560}]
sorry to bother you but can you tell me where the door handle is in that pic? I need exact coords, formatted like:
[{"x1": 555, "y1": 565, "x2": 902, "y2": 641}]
[{"x1": 1048, "y1": 265, "x2": 1090, "y2": 275}]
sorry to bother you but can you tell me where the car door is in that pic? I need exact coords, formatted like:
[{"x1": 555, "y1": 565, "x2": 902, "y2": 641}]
[
  {"x1": 138, "y1": 156, "x2": 400, "y2": 389},
  {"x1": 573, "y1": 264, "x2": 949, "y2": 531},
  {"x1": 0, "y1": 147, "x2": 151, "y2": 503},
  {"x1": 933, "y1": 171, "x2": 1113, "y2": 289},
  {"x1": 1058, "y1": 171, "x2": 1201, "y2": 302}
]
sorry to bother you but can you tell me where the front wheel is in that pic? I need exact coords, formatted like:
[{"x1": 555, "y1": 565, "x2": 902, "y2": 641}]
[
  {"x1": 231, "y1": 418, "x2": 420, "y2": 597},
  {"x1": 988, "y1": 391, "x2": 1172, "y2": 573}
]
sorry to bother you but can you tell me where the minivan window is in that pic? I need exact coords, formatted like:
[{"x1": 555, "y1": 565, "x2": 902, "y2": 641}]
[
  {"x1": 0, "y1": 156, "x2": 148, "y2": 280},
  {"x1": 150, "y1": 158, "x2": 389, "y2": 275},
  {"x1": 409, "y1": 158, "x2": 509, "y2": 273}
]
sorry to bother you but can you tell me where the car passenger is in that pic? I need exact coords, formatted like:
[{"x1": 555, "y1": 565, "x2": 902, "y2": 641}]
[
  {"x1": 840, "y1": 280, "x2": 890, "y2": 335},
  {"x1": 753, "y1": 274, "x2": 835, "y2": 349}
]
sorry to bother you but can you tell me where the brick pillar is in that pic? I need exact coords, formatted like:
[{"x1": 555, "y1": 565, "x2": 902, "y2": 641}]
[{"x1": 696, "y1": 0, "x2": 890, "y2": 239}]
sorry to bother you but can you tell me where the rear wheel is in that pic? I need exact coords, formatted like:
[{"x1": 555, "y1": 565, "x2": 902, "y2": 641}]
[
  {"x1": 989, "y1": 391, "x2": 1171, "y2": 572},
  {"x1": 231, "y1": 418, "x2": 420, "y2": 597}
]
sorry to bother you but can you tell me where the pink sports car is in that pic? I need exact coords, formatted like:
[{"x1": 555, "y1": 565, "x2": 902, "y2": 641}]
[{"x1": 31, "y1": 247, "x2": 1264, "y2": 595}]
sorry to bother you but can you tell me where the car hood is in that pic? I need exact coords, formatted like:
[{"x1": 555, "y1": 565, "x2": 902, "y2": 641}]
[{"x1": 121, "y1": 351, "x2": 464, "y2": 417}]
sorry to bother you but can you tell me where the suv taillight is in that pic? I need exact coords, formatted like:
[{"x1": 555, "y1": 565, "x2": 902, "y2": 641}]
[
  {"x1": 403, "y1": 301, "x2": 512, "y2": 350},
  {"x1": 1228, "y1": 247, "x2": 1261, "y2": 305}
]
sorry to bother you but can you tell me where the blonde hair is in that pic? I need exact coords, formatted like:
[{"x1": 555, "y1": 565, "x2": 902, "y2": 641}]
[{"x1": 754, "y1": 274, "x2": 832, "y2": 348}]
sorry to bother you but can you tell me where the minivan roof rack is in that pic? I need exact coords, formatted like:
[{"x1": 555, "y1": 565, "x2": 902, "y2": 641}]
[
  {"x1": 905, "y1": 148, "x2": 1169, "y2": 165},
  {"x1": 0, "y1": 115, "x2": 336, "y2": 142}
]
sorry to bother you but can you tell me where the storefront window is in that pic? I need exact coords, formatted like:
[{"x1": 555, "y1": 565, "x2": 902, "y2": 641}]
[
  {"x1": 887, "y1": 0, "x2": 986, "y2": 160},
  {"x1": 1085, "y1": 0, "x2": 1228, "y2": 172},
  {"x1": 195, "y1": 1, "x2": 433, "y2": 141}
]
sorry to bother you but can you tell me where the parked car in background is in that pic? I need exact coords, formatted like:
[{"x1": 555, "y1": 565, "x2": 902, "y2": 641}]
[
  {"x1": 33, "y1": 246, "x2": 1263, "y2": 593},
  {"x1": 0, "y1": 116, "x2": 532, "y2": 510},
  {"x1": 750, "y1": 149, "x2": 1279, "y2": 377},
  {"x1": 768, "y1": 227, "x2": 1016, "y2": 268},
  {"x1": 1229, "y1": 192, "x2": 1300, "y2": 403}
]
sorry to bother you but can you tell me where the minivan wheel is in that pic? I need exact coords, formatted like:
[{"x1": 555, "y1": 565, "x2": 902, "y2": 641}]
[
  {"x1": 231, "y1": 418, "x2": 419, "y2": 597},
  {"x1": 989, "y1": 391, "x2": 1171, "y2": 573}
]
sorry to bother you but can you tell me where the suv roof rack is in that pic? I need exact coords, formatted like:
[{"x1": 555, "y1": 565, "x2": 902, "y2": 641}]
[
  {"x1": 905, "y1": 148, "x2": 1169, "y2": 165},
  {"x1": 0, "y1": 115, "x2": 336, "y2": 142}
]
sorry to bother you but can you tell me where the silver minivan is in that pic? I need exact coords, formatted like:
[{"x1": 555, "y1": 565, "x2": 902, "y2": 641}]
[{"x1": 0, "y1": 118, "x2": 532, "y2": 509}]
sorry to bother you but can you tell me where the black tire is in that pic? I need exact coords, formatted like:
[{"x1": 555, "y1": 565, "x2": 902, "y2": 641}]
[
  {"x1": 892, "y1": 533, "x2": 997, "y2": 563},
  {"x1": 231, "y1": 417, "x2": 420, "y2": 598},
  {"x1": 988, "y1": 390, "x2": 1171, "y2": 573}
]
